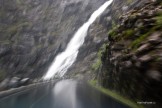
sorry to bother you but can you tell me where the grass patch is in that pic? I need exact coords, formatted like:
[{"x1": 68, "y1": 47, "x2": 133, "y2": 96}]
[
  {"x1": 155, "y1": 15, "x2": 162, "y2": 27},
  {"x1": 131, "y1": 14, "x2": 162, "y2": 49},
  {"x1": 155, "y1": 16, "x2": 162, "y2": 24},
  {"x1": 89, "y1": 82, "x2": 144, "y2": 108},
  {"x1": 108, "y1": 28, "x2": 117, "y2": 38},
  {"x1": 92, "y1": 59, "x2": 101, "y2": 71},
  {"x1": 130, "y1": 25, "x2": 160, "y2": 49},
  {"x1": 131, "y1": 32, "x2": 150, "y2": 49},
  {"x1": 123, "y1": 29, "x2": 134, "y2": 39}
]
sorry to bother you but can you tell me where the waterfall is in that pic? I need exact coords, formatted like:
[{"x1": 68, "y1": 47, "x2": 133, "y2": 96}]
[{"x1": 43, "y1": 0, "x2": 113, "y2": 80}]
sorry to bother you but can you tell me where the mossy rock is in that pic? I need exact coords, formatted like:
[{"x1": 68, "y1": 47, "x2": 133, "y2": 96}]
[{"x1": 92, "y1": 44, "x2": 107, "y2": 71}]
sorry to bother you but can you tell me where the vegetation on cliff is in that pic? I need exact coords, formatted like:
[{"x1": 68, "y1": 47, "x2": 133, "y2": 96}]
[{"x1": 93, "y1": 0, "x2": 162, "y2": 107}]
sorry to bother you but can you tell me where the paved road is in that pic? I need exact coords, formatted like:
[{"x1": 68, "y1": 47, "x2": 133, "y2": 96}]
[{"x1": 0, "y1": 80, "x2": 129, "y2": 108}]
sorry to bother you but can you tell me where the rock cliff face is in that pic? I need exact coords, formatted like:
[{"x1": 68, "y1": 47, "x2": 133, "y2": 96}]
[
  {"x1": 78, "y1": 0, "x2": 162, "y2": 107},
  {"x1": 0, "y1": 0, "x2": 107, "y2": 81}
]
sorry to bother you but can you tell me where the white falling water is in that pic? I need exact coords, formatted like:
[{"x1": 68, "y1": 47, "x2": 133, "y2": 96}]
[{"x1": 43, "y1": 0, "x2": 113, "y2": 80}]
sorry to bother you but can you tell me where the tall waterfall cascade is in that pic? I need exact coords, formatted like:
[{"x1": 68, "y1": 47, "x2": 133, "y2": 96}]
[{"x1": 43, "y1": 0, "x2": 113, "y2": 80}]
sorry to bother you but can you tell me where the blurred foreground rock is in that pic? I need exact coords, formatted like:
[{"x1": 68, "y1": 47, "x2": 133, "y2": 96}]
[{"x1": 96, "y1": 0, "x2": 162, "y2": 107}]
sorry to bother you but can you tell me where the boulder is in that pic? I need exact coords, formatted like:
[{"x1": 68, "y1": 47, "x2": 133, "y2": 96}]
[
  {"x1": 139, "y1": 55, "x2": 153, "y2": 62},
  {"x1": 148, "y1": 32, "x2": 162, "y2": 45},
  {"x1": 136, "y1": 43, "x2": 152, "y2": 55},
  {"x1": 8, "y1": 77, "x2": 20, "y2": 88},
  {"x1": 0, "y1": 78, "x2": 10, "y2": 91},
  {"x1": 124, "y1": 61, "x2": 132, "y2": 68}
]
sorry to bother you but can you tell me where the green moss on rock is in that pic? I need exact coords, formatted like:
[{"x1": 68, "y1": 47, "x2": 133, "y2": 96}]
[
  {"x1": 92, "y1": 44, "x2": 107, "y2": 71},
  {"x1": 97, "y1": 1, "x2": 162, "y2": 105}
]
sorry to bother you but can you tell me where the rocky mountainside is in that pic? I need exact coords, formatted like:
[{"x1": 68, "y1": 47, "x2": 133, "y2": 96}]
[
  {"x1": 0, "y1": 0, "x2": 108, "y2": 81},
  {"x1": 66, "y1": 0, "x2": 148, "y2": 80},
  {"x1": 66, "y1": 0, "x2": 162, "y2": 107},
  {"x1": 77, "y1": 0, "x2": 162, "y2": 107},
  {"x1": 1, "y1": 0, "x2": 162, "y2": 106}
]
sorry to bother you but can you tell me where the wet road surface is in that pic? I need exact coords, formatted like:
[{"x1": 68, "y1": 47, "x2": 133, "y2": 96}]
[{"x1": 0, "y1": 80, "x2": 129, "y2": 108}]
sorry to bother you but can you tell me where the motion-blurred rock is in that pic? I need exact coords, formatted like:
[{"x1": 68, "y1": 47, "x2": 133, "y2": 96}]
[
  {"x1": 0, "y1": 78, "x2": 10, "y2": 91},
  {"x1": 8, "y1": 77, "x2": 20, "y2": 88}
]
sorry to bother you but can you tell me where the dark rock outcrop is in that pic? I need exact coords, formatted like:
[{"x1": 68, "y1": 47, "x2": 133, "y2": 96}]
[{"x1": 96, "y1": 0, "x2": 162, "y2": 107}]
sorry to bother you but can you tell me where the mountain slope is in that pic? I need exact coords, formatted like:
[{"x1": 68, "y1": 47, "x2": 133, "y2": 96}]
[{"x1": 0, "y1": 0, "x2": 107, "y2": 81}]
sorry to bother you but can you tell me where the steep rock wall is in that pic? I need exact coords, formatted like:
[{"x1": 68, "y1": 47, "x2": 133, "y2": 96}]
[
  {"x1": 0, "y1": 0, "x2": 107, "y2": 81},
  {"x1": 98, "y1": 0, "x2": 162, "y2": 107}
]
